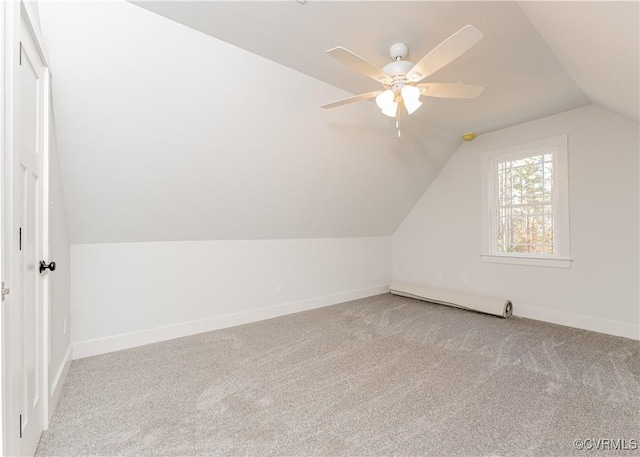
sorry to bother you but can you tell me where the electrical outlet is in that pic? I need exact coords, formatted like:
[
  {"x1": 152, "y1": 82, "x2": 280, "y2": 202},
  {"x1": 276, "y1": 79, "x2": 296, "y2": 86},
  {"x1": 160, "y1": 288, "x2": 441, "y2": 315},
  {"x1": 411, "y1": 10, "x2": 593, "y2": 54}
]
[
  {"x1": 276, "y1": 283, "x2": 284, "y2": 294},
  {"x1": 461, "y1": 275, "x2": 468, "y2": 284},
  {"x1": 63, "y1": 317, "x2": 68, "y2": 335},
  {"x1": 436, "y1": 272, "x2": 442, "y2": 280}
]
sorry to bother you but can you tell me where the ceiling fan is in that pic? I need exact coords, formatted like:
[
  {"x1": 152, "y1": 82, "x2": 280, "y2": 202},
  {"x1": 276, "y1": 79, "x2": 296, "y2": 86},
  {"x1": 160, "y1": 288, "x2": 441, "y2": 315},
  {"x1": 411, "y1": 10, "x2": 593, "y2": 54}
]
[{"x1": 321, "y1": 25, "x2": 485, "y2": 120}]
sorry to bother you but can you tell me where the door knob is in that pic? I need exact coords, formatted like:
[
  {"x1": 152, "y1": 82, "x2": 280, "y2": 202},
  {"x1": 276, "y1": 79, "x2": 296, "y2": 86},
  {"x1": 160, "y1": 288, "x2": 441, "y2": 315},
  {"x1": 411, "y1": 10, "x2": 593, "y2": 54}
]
[{"x1": 39, "y1": 261, "x2": 56, "y2": 273}]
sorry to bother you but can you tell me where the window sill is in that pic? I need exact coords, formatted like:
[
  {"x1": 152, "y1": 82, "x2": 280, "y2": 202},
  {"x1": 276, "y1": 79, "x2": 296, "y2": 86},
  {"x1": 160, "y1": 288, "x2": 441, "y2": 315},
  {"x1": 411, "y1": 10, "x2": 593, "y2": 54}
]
[{"x1": 481, "y1": 254, "x2": 572, "y2": 269}]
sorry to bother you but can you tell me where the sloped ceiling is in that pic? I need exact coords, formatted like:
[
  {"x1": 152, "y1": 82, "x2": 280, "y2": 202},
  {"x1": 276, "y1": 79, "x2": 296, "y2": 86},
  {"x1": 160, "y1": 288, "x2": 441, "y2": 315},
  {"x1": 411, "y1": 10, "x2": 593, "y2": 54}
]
[
  {"x1": 519, "y1": 1, "x2": 639, "y2": 123},
  {"x1": 130, "y1": 1, "x2": 592, "y2": 135},
  {"x1": 39, "y1": 1, "x2": 638, "y2": 244},
  {"x1": 39, "y1": 1, "x2": 460, "y2": 244}
]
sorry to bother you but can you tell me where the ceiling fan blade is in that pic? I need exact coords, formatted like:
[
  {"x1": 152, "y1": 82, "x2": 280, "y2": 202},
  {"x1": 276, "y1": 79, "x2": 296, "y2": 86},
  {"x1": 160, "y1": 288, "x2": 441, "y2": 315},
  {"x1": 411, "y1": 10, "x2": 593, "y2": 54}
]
[
  {"x1": 418, "y1": 83, "x2": 485, "y2": 99},
  {"x1": 327, "y1": 47, "x2": 392, "y2": 84},
  {"x1": 407, "y1": 25, "x2": 483, "y2": 83},
  {"x1": 321, "y1": 90, "x2": 383, "y2": 109}
]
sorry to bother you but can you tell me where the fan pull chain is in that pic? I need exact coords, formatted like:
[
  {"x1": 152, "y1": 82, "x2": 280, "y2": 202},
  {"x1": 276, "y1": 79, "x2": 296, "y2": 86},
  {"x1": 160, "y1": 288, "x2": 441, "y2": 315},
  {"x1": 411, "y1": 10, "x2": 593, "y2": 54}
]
[{"x1": 396, "y1": 118, "x2": 401, "y2": 137}]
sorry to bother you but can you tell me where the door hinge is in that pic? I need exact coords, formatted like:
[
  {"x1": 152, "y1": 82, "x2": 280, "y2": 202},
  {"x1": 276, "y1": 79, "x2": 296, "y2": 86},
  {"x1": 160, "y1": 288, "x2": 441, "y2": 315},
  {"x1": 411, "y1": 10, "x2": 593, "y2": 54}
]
[
  {"x1": 19, "y1": 227, "x2": 22, "y2": 251},
  {"x1": 19, "y1": 414, "x2": 22, "y2": 438},
  {"x1": 1, "y1": 282, "x2": 9, "y2": 301},
  {"x1": 19, "y1": 42, "x2": 22, "y2": 66}
]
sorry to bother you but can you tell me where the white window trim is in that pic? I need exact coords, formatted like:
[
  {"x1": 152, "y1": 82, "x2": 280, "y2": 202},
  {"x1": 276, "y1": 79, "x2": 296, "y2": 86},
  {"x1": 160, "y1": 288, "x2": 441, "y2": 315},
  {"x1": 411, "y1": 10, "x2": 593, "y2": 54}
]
[{"x1": 481, "y1": 134, "x2": 572, "y2": 268}]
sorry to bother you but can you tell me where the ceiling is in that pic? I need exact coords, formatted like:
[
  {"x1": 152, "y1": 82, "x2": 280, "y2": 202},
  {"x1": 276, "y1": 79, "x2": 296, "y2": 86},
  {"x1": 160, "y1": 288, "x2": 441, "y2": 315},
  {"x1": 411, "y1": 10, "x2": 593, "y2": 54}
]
[
  {"x1": 130, "y1": 0, "x2": 602, "y2": 135},
  {"x1": 519, "y1": 1, "x2": 639, "y2": 123},
  {"x1": 38, "y1": 1, "x2": 639, "y2": 244},
  {"x1": 38, "y1": 0, "x2": 461, "y2": 243}
]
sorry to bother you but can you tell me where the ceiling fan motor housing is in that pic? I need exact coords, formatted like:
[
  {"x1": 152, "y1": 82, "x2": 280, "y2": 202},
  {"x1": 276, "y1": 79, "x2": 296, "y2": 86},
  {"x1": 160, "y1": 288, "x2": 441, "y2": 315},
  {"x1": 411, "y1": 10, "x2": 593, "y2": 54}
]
[
  {"x1": 382, "y1": 60, "x2": 413, "y2": 81},
  {"x1": 383, "y1": 43, "x2": 414, "y2": 85},
  {"x1": 382, "y1": 60, "x2": 414, "y2": 79}
]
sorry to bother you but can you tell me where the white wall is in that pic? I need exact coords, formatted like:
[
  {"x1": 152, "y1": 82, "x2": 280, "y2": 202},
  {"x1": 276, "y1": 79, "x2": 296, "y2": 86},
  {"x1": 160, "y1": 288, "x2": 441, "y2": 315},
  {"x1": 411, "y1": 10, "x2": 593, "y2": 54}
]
[
  {"x1": 38, "y1": 1, "x2": 439, "y2": 360},
  {"x1": 36, "y1": 0, "x2": 442, "y2": 361},
  {"x1": 393, "y1": 105, "x2": 639, "y2": 340},
  {"x1": 47, "y1": 113, "x2": 71, "y2": 417},
  {"x1": 71, "y1": 237, "x2": 391, "y2": 358}
]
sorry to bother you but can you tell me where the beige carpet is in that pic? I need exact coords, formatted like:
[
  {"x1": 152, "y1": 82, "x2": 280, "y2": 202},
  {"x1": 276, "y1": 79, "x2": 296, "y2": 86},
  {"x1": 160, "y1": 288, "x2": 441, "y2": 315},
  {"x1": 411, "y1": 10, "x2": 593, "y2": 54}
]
[{"x1": 36, "y1": 294, "x2": 639, "y2": 456}]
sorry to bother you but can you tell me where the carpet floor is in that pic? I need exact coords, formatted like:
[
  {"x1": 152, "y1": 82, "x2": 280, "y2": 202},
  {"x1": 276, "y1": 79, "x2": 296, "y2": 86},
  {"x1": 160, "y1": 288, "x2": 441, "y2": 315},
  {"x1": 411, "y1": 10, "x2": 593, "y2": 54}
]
[{"x1": 36, "y1": 294, "x2": 639, "y2": 456}]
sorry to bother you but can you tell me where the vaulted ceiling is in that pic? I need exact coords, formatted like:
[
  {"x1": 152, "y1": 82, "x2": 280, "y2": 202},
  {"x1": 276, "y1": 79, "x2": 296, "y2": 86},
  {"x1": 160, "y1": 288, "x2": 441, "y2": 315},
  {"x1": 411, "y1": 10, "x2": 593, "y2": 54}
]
[
  {"x1": 519, "y1": 1, "x2": 638, "y2": 123},
  {"x1": 131, "y1": 1, "x2": 595, "y2": 135},
  {"x1": 132, "y1": 1, "x2": 637, "y2": 127},
  {"x1": 38, "y1": 1, "x2": 638, "y2": 244},
  {"x1": 39, "y1": 1, "x2": 460, "y2": 243}
]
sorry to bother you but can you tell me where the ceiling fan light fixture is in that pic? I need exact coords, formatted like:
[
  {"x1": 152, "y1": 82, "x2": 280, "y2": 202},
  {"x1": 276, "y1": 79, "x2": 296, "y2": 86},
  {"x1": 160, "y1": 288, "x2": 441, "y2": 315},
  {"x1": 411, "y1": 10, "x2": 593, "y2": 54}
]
[
  {"x1": 404, "y1": 98, "x2": 422, "y2": 115},
  {"x1": 401, "y1": 85, "x2": 422, "y2": 115},
  {"x1": 375, "y1": 90, "x2": 395, "y2": 110},
  {"x1": 401, "y1": 85, "x2": 421, "y2": 101},
  {"x1": 381, "y1": 102, "x2": 398, "y2": 117}
]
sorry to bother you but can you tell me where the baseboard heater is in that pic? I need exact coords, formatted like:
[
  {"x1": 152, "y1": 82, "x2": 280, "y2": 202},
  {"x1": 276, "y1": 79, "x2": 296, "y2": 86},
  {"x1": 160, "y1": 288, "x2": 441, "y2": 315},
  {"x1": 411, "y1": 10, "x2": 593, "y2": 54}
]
[{"x1": 390, "y1": 283, "x2": 513, "y2": 318}]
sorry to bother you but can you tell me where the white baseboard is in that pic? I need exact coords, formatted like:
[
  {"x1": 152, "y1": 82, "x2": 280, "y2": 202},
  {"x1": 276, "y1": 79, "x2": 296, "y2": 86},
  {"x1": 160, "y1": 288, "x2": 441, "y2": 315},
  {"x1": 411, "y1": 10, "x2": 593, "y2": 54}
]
[
  {"x1": 514, "y1": 302, "x2": 639, "y2": 340},
  {"x1": 73, "y1": 284, "x2": 390, "y2": 359},
  {"x1": 48, "y1": 345, "x2": 73, "y2": 422}
]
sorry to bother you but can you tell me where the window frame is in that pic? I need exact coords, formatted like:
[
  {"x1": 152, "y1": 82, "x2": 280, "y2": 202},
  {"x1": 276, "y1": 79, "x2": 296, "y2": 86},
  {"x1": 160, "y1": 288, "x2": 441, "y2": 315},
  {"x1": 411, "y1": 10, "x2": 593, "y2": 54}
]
[{"x1": 481, "y1": 135, "x2": 571, "y2": 268}]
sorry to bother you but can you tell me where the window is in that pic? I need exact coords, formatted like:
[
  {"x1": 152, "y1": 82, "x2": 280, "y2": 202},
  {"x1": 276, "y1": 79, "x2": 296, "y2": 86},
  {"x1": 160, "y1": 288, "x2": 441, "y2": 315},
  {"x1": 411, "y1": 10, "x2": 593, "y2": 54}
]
[
  {"x1": 481, "y1": 135, "x2": 571, "y2": 268},
  {"x1": 495, "y1": 152, "x2": 554, "y2": 255}
]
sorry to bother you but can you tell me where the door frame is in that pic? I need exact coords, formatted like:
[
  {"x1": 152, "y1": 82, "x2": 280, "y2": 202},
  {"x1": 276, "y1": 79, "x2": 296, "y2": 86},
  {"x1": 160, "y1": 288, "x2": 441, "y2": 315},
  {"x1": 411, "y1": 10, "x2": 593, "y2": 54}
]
[{"x1": 1, "y1": 1, "x2": 52, "y2": 455}]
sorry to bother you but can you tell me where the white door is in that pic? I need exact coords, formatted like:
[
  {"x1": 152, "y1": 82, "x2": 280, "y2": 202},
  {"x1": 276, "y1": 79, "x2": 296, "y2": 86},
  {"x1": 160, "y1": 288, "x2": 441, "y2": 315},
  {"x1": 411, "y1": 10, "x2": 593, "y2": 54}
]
[{"x1": 6, "y1": 13, "x2": 47, "y2": 457}]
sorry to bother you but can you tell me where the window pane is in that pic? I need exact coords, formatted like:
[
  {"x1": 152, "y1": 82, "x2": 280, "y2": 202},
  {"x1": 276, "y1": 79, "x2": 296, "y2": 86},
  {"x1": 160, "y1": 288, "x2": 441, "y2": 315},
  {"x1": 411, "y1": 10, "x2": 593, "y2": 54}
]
[{"x1": 495, "y1": 152, "x2": 555, "y2": 255}]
